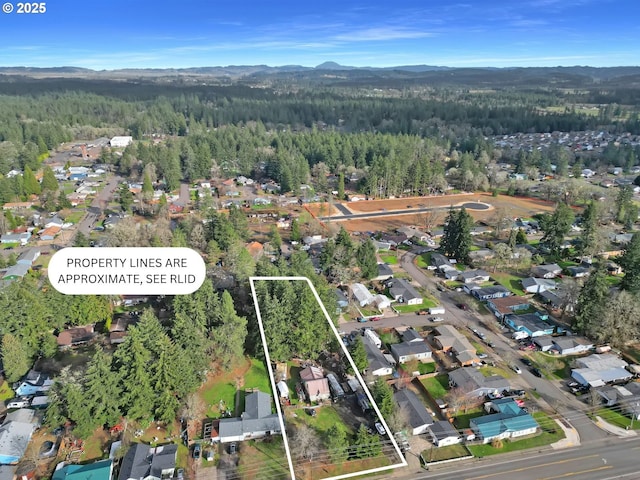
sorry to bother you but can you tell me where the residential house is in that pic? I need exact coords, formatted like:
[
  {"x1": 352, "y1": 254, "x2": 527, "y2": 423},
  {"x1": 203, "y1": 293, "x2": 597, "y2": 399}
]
[
  {"x1": 390, "y1": 341, "x2": 432, "y2": 364},
  {"x1": 567, "y1": 266, "x2": 590, "y2": 278},
  {"x1": 596, "y1": 382, "x2": 640, "y2": 419},
  {"x1": 396, "y1": 227, "x2": 429, "y2": 242},
  {"x1": 538, "y1": 290, "x2": 563, "y2": 309},
  {"x1": 372, "y1": 294, "x2": 391, "y2": 310},
  {"x1": 2, "y1": 264, "x2": 30, "y2": 281},
  {"x1": 533, "y1": 336, "x2": 555, "y2": 352},
  {"x1": 430, "y1": 253, "x2": 450, "y2": 269},
  {"x1": 57, "y1": 325, "x2": 95, "y2": 349},
  {"x1": 118, "y1": 444, "x2": 177, "y2": 480},
  {"x1": 350, "y1": 283, "x2": 374, "y2": 307},
  {"x1": 0, "y1": 232, "x2": 31, "y2": 245},
  {"x1": 468, "y1": 285, "x2": 512, "y2": 301},
  {"x1": 374, "y1": 263, "x2": 394, "y2": 282},
  {"x1": 373, "y1": 240, "x2": 392, "y2": 251},
  {"x1": 218, "y1": 391, "x2": 281, "y2": 443},
  {"x1": 471, "y1": 226, "x2": 492, "y2": 236},
  {"x1": 468, "y1": 249, "x2": 495, "y2": 262},
  {"x1": 440, "y1": 265, "x2": 459, "y2": 280},
  {"x1": 16, "y1": 248, "x2": 40, "y2": 266},
  {"x1": 393, "y1": 389, "x2": 434, "y2": 435},
  {"x1": 39, "y1": 226, "x2": 61, "y2": 241},
  {"x1": 362, "y1": 336, "x2": 393, "y2": 377},
  {"x1": 486, "y1": 296, "x2": 530, "y2": 321},
  {"x1": 521, "y1": 277, "x2": 556, "y2": 294},
  {"x1": 53, "y1": 459, "x2": 113, "y2": 480},
  {"x1": 571, "y1": 354, "x2": 632, "y2": 388},
  {"x1": 433, "y1": 325, "x2": 478, "y2": 367},
  {"x1": 253, "y1": 197, "x2": 271, "y2": 206},
  {"x1": 470, "y1": 398, "x2": 538, "y2": 444},
  {"x1": 459, "y1": 269, "x2": 490, "y2": 284},
  {"x1": 388, "y1": 278, "x2": 423, "y2": 305},
  {"x1": 14, "y1": 370, "x2": 53, "y2": 397},
  {"x1": 448, "y1": 368, "x2": 510, "y2": 398},
  {"x1": 245, "y1": 241, "x2": 264, "y2": 260},
  {"x1": 504, "y1": 312, "x2": 554, "y2": 338},
  {"x1": 44, "y1": 217, "x2": 64, "y2": 229},
  {"x1": 552, "y1": 337, "x2": 594, "y2": 356},
  {"x1": 0, "y1": 409, "x2": 40, "y2": 464},
  {"x1": 428, "y1": 420, "x2": 461, "y2": 447},
  {"x1": 610, "y1": 233, "x2": 633, "y2": 245},
  {"x1": 335, "y1": 289, "x2": 349, "y2": 309},
  {"x1": 532, "y1": 264, "x2": 562, "y2": 279},
  {"x1": 400, "y1": 328, "x2": 423, "y2": 344},
  {"x1": 110, "y1": 136, "x2": 133, "y2": 147},
  {"x1": 299, "y1": 366, "x2": 331, "y2": 402}
]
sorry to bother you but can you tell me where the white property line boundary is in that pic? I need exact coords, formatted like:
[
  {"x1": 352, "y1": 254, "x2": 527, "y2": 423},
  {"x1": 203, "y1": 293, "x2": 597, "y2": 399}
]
[{"x1": 249, "y1": 276, "x2": 408, "y2": 480}]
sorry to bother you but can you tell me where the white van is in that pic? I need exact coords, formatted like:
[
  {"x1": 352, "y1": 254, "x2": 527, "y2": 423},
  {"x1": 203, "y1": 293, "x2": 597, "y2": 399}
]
[{"x1": 428, "y1": 306, "x2": 446, "y2": 315}]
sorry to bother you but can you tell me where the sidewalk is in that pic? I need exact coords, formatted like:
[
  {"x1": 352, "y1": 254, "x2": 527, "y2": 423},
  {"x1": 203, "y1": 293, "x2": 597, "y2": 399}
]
[
  {"x1": 551, "y1": 418, "x2": 580, "y2": 449},
  {"x1": 594, "y1": 416, "x2": 638, "y2": 437}
]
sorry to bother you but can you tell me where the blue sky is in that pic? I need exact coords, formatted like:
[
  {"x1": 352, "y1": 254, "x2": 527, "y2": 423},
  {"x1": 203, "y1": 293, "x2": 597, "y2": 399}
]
[{"x1": 1, "y1": 0, "x2": 639, "y2": 69}]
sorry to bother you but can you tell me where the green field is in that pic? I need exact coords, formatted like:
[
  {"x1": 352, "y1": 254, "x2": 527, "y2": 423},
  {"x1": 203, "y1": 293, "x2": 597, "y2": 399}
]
[
  {"x1": 453, "y1": 408, "x2": 484, "y2": 429},
  {"x1": 596, "y1": 408, "x2": 640, "y2": 430},
  {"x1": 416, "y1": 252, "x2": 432, "y2": 268},
  {"x1": 395, "y1": 298, "x2": 437, "y2": 313},
  {"x1": 421, "y1": 443, "x2": 471, "y2": 463},
  {"x1": 0, "y1": 381, "x2": 15, "y2": 402}
]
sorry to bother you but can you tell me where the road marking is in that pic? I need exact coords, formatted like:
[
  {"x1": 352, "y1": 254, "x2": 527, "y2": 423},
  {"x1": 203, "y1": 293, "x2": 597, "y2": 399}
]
[
  {"x1": 541, "y1": 466, "x2": 612, "y2": 480},
  {"x1": 469, "y1": 455, "x2": 599, "y2": 479}
]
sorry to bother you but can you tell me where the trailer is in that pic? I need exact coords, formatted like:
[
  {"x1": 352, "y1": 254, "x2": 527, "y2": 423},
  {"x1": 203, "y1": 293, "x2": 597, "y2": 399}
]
[
  {"x1": 326, "y1": 373, "x2": 345, "y2": 401},
  {"x1": 357, "y1": 392, "x2": 372, "y2": 413}
]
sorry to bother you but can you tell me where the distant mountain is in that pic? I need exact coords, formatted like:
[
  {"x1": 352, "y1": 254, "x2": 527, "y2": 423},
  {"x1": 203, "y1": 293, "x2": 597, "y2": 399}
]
[{"x1": 0, "y1": 64, "x2": 639, "y2": 88}]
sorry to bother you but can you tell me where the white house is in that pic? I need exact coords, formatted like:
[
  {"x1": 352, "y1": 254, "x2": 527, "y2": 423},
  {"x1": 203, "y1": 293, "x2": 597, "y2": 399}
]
[
  {"x1": 394, "y1": 389, "x2": 434, "y2": 435},
  {"x1": 350, "y1": 283, "x2": 374, "y2": 307},
  {"x1": 110, "y1": 136, "x2": 133, "y2": 148},
  {"x1": 428, "y1": 420, "x2": 461, "y2": 447},
  {"x1": 218, "y1": 391, "x2": 281, "y2": 443}
]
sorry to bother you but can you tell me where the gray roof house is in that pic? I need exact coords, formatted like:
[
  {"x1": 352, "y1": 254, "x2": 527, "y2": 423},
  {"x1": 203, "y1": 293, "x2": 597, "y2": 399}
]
[
  {"x1": 458, "y1": 269, "x2": 490, "y2": 284},
  {"x1": 119, "y1": 443, "x2": 177, "y2": 480},
  {"x1": 0, "y1": 409, "x2": 39, "y2": 465},
  {"x1": 596, "y1": 382, "x2": 640, "y2": 419},
  {"x1": 388, "y1": 278, "x2": 422, "y2": 305},
  {"x1": 521, "y1": 277, "x2": 556, "y2": 294},
  {"x1": 218, "y1": 391, "x2": 281, "y2": 443},
  {"x1": 428, "y1": 420, "x2": 461, "y2": 447},
  {"x1": 448, "y1": 368, "x2": 510, "y2": 398},
  {"x1": 532, "y1": 264, "x2": 562, "y2": 279},
  {"x1": 374, "y1": 263, "x2": 394, "y2": 281},
  {"x1": 390, "y1": 341, "x2": 432, "y2": 364},
  {"x1": 16, "y1": 248, "x2": 40, "y2": 266},
  {"x1": 350, "y1": 283, "x2": 374, "y2": 307},
  {"x1": 362, "y1": 336, "x2": 393, "y2": 377},
  {"x1": 335, "y1": 289, "x2": 349, "y2": 309},
  {"x1": 552, "y1": 337, "x2": 594, "y2": 356},
  {"x1": 2, "y1": 264, "x2": 30, "y2": 281},
  {"x1": 468, "y1": 285, "x2": 512, "y2": 300},
  {"x1": 430, "y1": 253, "x2": 450, "y2": 269},
  {"x1": 571, "y1": 354, "x2": 632, "y2": 388},
  {"x1": 393, "y1": 389, "x2": 434, "y2": 435}
]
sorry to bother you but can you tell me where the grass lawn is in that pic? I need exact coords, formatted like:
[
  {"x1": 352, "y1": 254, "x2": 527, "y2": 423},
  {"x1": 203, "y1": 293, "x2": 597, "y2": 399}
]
[
  {"x1": 64, "y1": 211, "x2": 85, "y2": 224},
  {"x1": 596, "y1": 408, "x2": 640, "y2": 430},
  {"x1": 293, "y1": 405, "x2": 353, "y2": 435},
  {"x1": 380, "y1": 254, "x2": 398, "y2": 265},
  {"x1": 416, "y1": 252, "x2": 432, "y2": 269},
  {"x1": 492, "y1": 272, "x2": 527, "y2": 296},
  {"x1": 478, "y1": 365, "x2": 513, "y2": 379},
  {"x1": 467, "y1": 412, "x2": 565, "y2": 457},
  {"x1": 530, "y1": 352, "x2": 573, "y2": 379},
  {"x1": 420, "y1": 375, "x2": 449, "y2": 399},
  {"x1": 380, "y1": 331, "x2": 401, "y2": 347},
  {"x1": 622, "y1": 345, "x2": 640, "y2": 364},
  {"x1": 0, "y1": 381, "x2": 14, "y2": 402},
  {"x1": 1, "y1": 243, "x2": 18, "y2": 249},
  {"x1": 606, "y1": 276, "x2": 623, "y2": 287},
  {"x1": 421, "y1": 444, "x2": 470, "y2": 463},
  {"x1": 444, "y1": 280, "x2": 464, "y2": 289},
  {"x1": 402, "y1": 359, "x2": 437, "y2": 375},
  {"x1": 453, "y1": 408, "x2": 484, "y2": 429},
  {"x1": 201, "y1": 357, "x2": 272, "y2": 418},
  {"x1": 395, "y1": 299, "x2": 437, "y2": 313}
]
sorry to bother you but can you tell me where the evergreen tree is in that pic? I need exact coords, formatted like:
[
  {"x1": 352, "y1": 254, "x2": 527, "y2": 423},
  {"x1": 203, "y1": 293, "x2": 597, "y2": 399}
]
[
  {"x1": 619, "y1": 233, "x2": 640, "y2": 294},
  {"x1": 573, "y1": 264, "x2": 609, "y2": 334},
  {"x1": 118, "y1": 183, "x2": 134, "y2": 211},
  {"x1": 337, "y1": 172, "x2": 345, "y2": 200},
  {"x1": 74, "y1": 231, "x2": 89, "y2": 247},
  {"x1": 291, "y1": 218, "x2": 302, "y2": 243},
  {"x1": 540, "y1": 202, "x2": 575, "y2": 257},
  {"x1": 84, "y1": 348, "x2": 122, "y2": 428},
  {"x1": 57, "y1": 190, "x2": 72, "y2": 209},
  {"x1": 142, "y1": 171, "x2": 154, "y2": 201},
  {"x1": 348, "y1": 337, "x2": 368, "y2": 372},
  {"x1": 372, "y1": 377, "x2": 395, "y2": 419},
  {"x1": 269, "y1": 225, "x2": 282, "y2": 253},
  {"x1": 325, "y1": 425, "x2": 349, "y2": 463},
  {"x1": 441, "y1": 207, "x2": 473, "y2": 263},
  {"x1": 115, "y1": 330, "x2": 154, "y2": 421},
  {"x1": 356, "y1": 239, "x2": 378, "y2": 280},
  {"x1": 353, "y1": 424, "x2": 382, "y2": 459},
  {"x1": 41, "y1": 166, "x2": 58, "y2": 192},
  {"x1": 578, "y1": 201, "x2": 598, "y2": 257},
  {"x1": 228, "y1": 205, "x2": 250, "y2": 241},
  {"x1": 23, "y1": 166, "x2": 41, "y2": 196},
  {"x1": 515, "y1": 228, "x2": 528, "y2": 244},
  {"x1": 1, "y1": 333, "x2": 31, "y2": 383},
  {"x1": 209, "y1": 291, "x2": 248, "y2": 370}
]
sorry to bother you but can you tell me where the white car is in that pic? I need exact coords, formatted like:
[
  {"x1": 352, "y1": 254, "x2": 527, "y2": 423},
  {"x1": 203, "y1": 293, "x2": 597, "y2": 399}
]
[
  {"x1": 374, "y1": 422, "x2": 386, "y2": 435},
  {"x1": 511, "y1": 364, "x2": 522, "y2": 374}
]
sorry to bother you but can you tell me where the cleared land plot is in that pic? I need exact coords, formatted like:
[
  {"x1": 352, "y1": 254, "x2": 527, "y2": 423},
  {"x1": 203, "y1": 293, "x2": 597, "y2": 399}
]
[{"x1": 421, "y1": 444, "x2": 471, "y2": 463}]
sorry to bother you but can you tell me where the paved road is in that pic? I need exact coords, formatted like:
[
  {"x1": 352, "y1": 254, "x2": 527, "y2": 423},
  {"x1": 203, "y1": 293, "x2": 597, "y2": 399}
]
[
  {"x1": 396, "y1": 437, "x2": 640, "y2": 480},
  {"x1": 318, "y1": 202, "x2": 490, "y2": 222},
  {"x1": 75, "y1": 175, "x2": 122, "y2": 237}
]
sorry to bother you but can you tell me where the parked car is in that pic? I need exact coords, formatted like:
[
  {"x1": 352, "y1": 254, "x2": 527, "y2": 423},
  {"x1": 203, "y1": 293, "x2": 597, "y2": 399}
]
[
  {"x1": 206, "y1": 450, "x2": 214, "y2": 461},
  {"x1": 229, "y1": 443, "x2": 237, "y2": 454},
  {"x1": 374, "y1": 422, "x2": 386, "y2": 435},
  {"x1": 511, "y1": 364, "x2": 522, "y2": 374},
  {"x1": 477, "y1": 353, "x2": 488, "y2": 359},
  {"x1": 456, "y1": 303, "x2": 469, "y2": 310},
  {"x1": 357, "y1": 317, "x2": 368, "y2": 323},
  {"x1": 521, "y1": 358, "x2": 533, "y2": 367},
  {"x1": 193, "y1": 444, "x2": 202, "y2": 459},
  {"x1": 6, "y1": 397, "x2": 30, "y2": 409},
  {"x1": 431, "y1": 316, "x2": 444, "y2": 322},
  {"x1": 417, "y1": 310, "x2": 429, "y2": 315},
  {"x1": 530, "y1": 367, "x2": 542, "y2": 377},
  {"x1": 305, "y1": 408, "x2": 317, "y2": 417},
  {"x1": 370, "y1": 317, "x2": 382, "y2": 321}
]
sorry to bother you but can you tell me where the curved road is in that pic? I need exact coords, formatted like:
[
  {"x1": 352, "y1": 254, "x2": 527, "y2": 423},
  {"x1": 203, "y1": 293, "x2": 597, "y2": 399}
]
[{"x1": 319, "y1": 202, "x2": 491, "y2": 222}]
